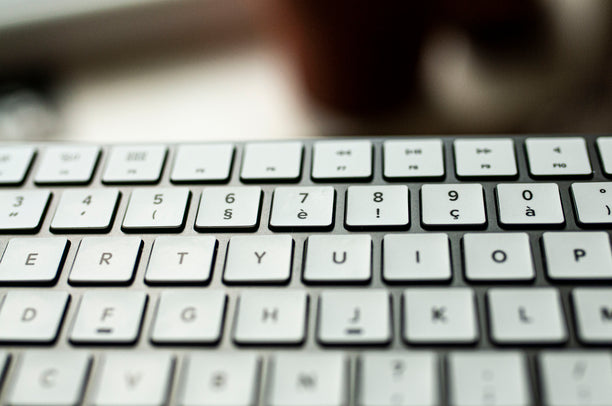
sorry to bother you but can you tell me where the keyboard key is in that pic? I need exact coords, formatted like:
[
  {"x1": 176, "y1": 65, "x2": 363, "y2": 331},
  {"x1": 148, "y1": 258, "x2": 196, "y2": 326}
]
[
  {"x1": 345, "y1": 185, "x2": 409, "y2": 229},
  {"x1": 497, "y1": 183, "x2": 565, "y2": 226},
  {"x1": 50, "y1": 189, "x2": 120, "y2": 233},
  {"x1": 34, "y1": 145, "x2": 100, "y2": 184},
  {"x1": 571, "y1": 182, "x2": 612, "y2": 225},
  {"x1": 402, "y1": 288, "x2": 478, "y2": 344},
  {"x1": 596, "y1": 136, "x2": 612, "y2": 176},
  {"x1": 68, "y1": 237, "x2": 142, "y2": 284},
  {"x1": 572, "y1": 288, "x2": 612, "y2": 344},
  {"x1": 122, "y1": 187, "x2": 190, "y2": 231},
  {"x1": 454, "y1": 138, "x2": 518, "y2": 178},
  {"x1": 303, "y1": 235, "x2": 372, "y2": 283},
  {"x1": 91, "y1": 352, "x2": 174, "y2": 406},
  {"x1": 488, "y1": 288, "x2": 567, "y2": 344},
  {"x1": 0, "y1": 291, "x2": 68, "y2": 343},
  {"x1": 269, "y1": 186, "x2": 335, "y2": 230},
  {"x1": 383, "y1": 233, "x2": 451, "y2": 282},
  {"x1": 312, "y1": 140, "x2": 372, "y2": 180},
  {"x1": 268, "y1": 353, "x2": 347, "y2": 406},
  {"x1": 421, "y1": 184, "x2": 486, "y2": 227},
  {"x1": 7, "y1": 351, "x2": 91, "y2": 406},
  {"x1": 151, "y1": 290, "x2": 226, "y2": 344},
  {"x1": 318, "y1": 290, "x2": 391, "y2": 345},
  {"x1": 525, "y1": 137, "x2": 592, "y2": 177},
  {"x1": 240, "y1": 141, "x2": 303, "y2": 181},
  {"x1": 0, "y1": 237, "x2": 68, "y2": 284},
  {"x1": 542, "y1": 232, "x2": 612, "y2": 280},
  {"x1": 358, "y1": 352, "x2": 439, "y2": 406},
  {"x1": 180, "y1": 353, "x2": 260, "y2": 406},
  {"x1": 170, "y1": 143, "x2": 234, "y2": 183},
  {"x1": 234, "y1": 290, "x2": 307, "y2": 344},
  {"x1": 195, "y1": 186, "x2": 261, "y2": 230},
  {"x1": 539, "y1": 352, "x2": 612, "y2": 406},
  {"x1": 0, "y1": 190, "x2": 51, "y2": 232},
  {"x1": 463, "y1": 232, "x2": 534, "y2": 281},
  {"x1": 0, "y1": 145, "x2": 35, "y2": 185},
  {"x1": 448, "y1": 352, "x2": 530, "y2": 406},
  {"x1": 383, "y1": 139, "x2": 444, "y2": 179},
  {"x1": 102, "y1": 145, "x2": 167, "y2": 184},
  {"x1": 70, "y1": 291, "x2": 147, "y2": 344},
  {"x1": 224, "y1": 235, "x2": 293, "y2": 284},
  {"x1": 145, "y1": 236, "x2": 217, "y2": 284}
]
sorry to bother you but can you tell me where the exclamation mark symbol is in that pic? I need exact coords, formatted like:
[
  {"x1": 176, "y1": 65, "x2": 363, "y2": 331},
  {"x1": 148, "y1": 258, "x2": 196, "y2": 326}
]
[{"x1": 376, "y1": 208, "x2": 380, "y2": 218}]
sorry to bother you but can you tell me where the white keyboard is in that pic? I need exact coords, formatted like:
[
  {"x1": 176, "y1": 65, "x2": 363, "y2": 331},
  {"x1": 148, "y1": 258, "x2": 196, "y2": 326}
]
[{"x1": 0, "y1": 135, "x2": 611, "y2": 405}]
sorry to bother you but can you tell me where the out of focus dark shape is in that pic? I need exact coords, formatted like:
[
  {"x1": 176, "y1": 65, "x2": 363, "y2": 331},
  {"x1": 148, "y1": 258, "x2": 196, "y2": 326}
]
[
  {"x1": 258, "y1": 0, "x2": 432, "y2": 114},
  {"x1": 261, "y1": 0, "x2": 551, "y2": 115}
]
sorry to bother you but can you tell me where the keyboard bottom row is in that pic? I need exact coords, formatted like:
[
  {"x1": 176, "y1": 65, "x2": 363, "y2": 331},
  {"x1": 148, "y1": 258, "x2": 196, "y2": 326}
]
[{"x1": 0, "y1": 350, "x2": 610, "y2": 406}]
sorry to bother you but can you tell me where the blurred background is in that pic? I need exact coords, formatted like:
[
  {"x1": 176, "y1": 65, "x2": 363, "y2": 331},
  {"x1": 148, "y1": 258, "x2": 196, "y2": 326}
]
[{"x1": 0, "y1": 0, "x2": 610, "y2": 142}]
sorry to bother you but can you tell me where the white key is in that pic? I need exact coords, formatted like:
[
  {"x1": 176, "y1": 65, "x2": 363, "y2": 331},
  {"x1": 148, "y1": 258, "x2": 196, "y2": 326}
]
[
  {"x1": 91, "y1": 352, "x2": 174, "y2": 406},
  {"x1": 0, "y1": 291, "x2": 68, "y2": 343},
  {"x1": 0, "y1": 145, "x2": 35, "y2": 184},
  {"x1": 145, "y1": 236, "x2": 217, "y2": 284},
  {"x1": 573, "y1": 288, "x2": 612, "y2": 344},
  {"x1": 312, "y1": 140, "x2": 372, "y2": 180},
  {"x1": 463, "y1": 232, "x2": 534, "y2": 281},
  {"x1": 70, "y1": 291, "x2": 147, "y2": 343},
  {"x1": 488, "y1": 288, "x2": 567, "y2": 344},
  {"x1": 383, "y1": 139, "x2": 444, "y2": 179},
  {"x1": 240, "y1": 141, "x2": 303, "y2": 181},
  {"x1": 122, "y1": 187, "x2": 190, "y2": 231},
  {"x1": 171, "y1": 143, "x2": 234, "y2": 183},
  {"x1": 571, "y1": 182, "x2": 612, "y2": 225},
  {"x1": 224, "y1": 235, "x2": 293, "y2": 283},
  {"x1": 403, "y1": 288, "x2": 478, "y2": 344},
  {"x1": 542, "y1": 232, "x2": 612, "y2": 280},
  {"x1": 358, "y1": 352, "x2": 438, "y2": 406},
  {"x1": 345, "y1": 185, "x2": 409, "y2": 228},
  {"x1": 303, "y1": 235, "x2": 371, "y2": 283},
  {"x1": 34, "y1": 145, "x2": 100, "y2": 184},
  {"x1": 318, "y1": 290, "x2": 391, "y2": 344},
  {"x1": 525, "y1": 137, "x2": 592, "y2": 176},
  {"x1": 383, "y1": 233, "x2": 451, "y2": 282},
  {"x1": 234, "y1": 290, "x2": 307, "y2": 344},
  {"x1": 0, "y1": 237, "x2": 68, "y2": 283},
  {"x1": 448, "y1": 352, "x2": 530, "y2": 406},
  {"x1": 540, "y1": 352, "x2": 612, "y2": 406},
  {"x1": 596, "y1": 136, "x2": 612, "y2": 176},
  {"x1": 269, "y1": 186, "x2": 335, "y2": 229},
  {"x1": 0, "y1": 350, "x2": 8, "y2": 379},
  {"x1": 151, "y1": 290, "x2": 226, "y2": 344},
  {"x1": 195, "y1": 187, "x2": 261, "y2": 230},
  {"x1": 180, "y1": 353, "x2": 260, "y2": 406},
  {"x1": 68, "y1": 237, "x2": 142, "y2": 284},
  {"x1": 268, "y1": 353, "x2": 346, "y2": 406},
  {"x1": 102, "y1": 145, "x2": 167, "y2": 183},
  {"x1": 421, "y1": 184, "x2": 486, "y2": 227},
  {"x1": 0, "y1": 190, "x2": 50, "y2": 232},
  {"x1": 7, "y1": 351, "x2": 91, "y2": 406},
  {"x1": 497, "y1": 183, "x2": 565, "y2": 225},
  {"x1": 51, "y1": 189, "x2": 119, "y2": 232},
  {"x1": 454, "y1": 138, "x2": 517, "y2": 178}
]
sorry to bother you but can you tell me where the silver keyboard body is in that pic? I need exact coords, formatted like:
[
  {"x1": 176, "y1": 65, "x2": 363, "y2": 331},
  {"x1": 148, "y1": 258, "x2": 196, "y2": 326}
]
[{"x1": 0, "y1": 135, "x2": 611, "y2": 405}]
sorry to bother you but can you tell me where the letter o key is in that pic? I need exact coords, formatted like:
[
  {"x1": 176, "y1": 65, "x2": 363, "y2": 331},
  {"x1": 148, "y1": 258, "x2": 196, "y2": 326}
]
[{"x1": 491, "y1": 250, "x2": 507, "y2": 263}]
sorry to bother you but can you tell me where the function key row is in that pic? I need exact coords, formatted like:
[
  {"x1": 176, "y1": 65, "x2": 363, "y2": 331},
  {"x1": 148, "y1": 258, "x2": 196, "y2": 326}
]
[
  {"x1": 1, "y1": 136, "x2": 611, "y2": 186},
  {"x1": 1, "y1": 350, "x2": 611, "y2": 406},
  {"x1": 1, "y1": 182, "x2": 612, "y2": 233},
  {"x1": 0, "y1": 231, "x2": 610, "y2": 285}
]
